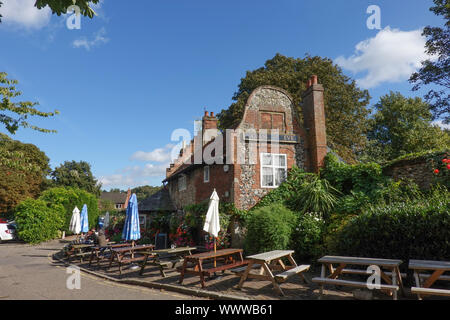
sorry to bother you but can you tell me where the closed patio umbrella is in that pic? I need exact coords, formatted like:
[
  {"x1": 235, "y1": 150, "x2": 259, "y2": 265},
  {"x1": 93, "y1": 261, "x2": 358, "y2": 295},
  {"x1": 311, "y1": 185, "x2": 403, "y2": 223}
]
[
  {"x1": 122, "y1": 194, "x2": 141, "y2": 260},
  {"x1": 203, "y1": 189, "x2": 220, "y2": 267},
  {"x1": 80, "y1": 204, "x2": 89, "y2": 235},
  {"x1": 104, "y1": 211, "x2": 110, "y2": 229},
  {"x1": 69, "y1": 206, "x2": 81, "y2": 236}
]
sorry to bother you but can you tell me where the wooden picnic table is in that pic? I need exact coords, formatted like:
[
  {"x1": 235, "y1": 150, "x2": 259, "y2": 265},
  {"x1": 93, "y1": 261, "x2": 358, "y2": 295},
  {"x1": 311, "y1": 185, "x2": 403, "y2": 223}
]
[
  {"x1": 65, "y1": 243, "x2": 96, "y2": 262},
  {"x1": 107, "y1": 244, "x2": 155, "y2": 276},
  {"x1": 178, "y1": 248, "x2": 248, "y2": 288},
  {"x1": 139, "y1": 246, "x2": 197, "y2": 277},
  {"x1": 312, "y1": 256, "x2": 404, "y2": 300},
  {"x1": 237, "y1": 250, "x2": 310, "y2": 296},
  {"x1": 409, "y1": 259, "x2": 450, "y2": 299},
  {"x1": 88, "y1": 243, "x2": 130, "y2": 268}
]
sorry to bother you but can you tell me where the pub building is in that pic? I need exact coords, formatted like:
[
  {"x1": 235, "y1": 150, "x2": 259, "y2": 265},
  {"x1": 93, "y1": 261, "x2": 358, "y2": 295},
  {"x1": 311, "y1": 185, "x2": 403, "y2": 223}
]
[{"x1": 164, "y1": 75, "x2": 328, "y2": 212}]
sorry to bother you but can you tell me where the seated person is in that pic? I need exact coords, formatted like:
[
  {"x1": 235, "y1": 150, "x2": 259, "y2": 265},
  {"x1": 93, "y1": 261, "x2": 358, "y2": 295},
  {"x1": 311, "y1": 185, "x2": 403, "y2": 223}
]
[{"x1": 96, "y1": 229, "x2": 109, "y2": 247}]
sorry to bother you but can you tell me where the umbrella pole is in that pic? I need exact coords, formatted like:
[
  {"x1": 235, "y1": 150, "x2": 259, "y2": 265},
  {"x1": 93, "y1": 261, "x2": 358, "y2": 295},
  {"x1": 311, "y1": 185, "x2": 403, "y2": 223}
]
[
  {"x1": 214, "y1": 238, "x2": 216, "y2": 268},
  {"x1": 132, "y1": 240, "x2": 135, "y2": 259}
]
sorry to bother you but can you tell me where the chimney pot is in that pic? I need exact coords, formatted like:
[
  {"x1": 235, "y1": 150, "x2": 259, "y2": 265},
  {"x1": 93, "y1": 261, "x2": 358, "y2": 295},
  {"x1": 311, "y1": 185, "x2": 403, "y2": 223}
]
[
  {"x1": 204, "y1": 110, "x2": 208, "y2": 117},
  {"x1": 210, "y1": 112, "x2": 214, "y2": 117},
  {"x1": 311, "y1": 75, "x2": 318, "y2": 85}
]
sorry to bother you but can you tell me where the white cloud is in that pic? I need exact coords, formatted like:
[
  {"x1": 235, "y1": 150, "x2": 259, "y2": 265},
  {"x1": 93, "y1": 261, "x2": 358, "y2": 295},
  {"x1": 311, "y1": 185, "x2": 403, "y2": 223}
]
[
  {"x1": 72, "y1": 27, "x2": 109, "y2": 50},
  {"x1": 433, "y1": 120, "x2": 450, "y2": 130},
  {"x1": 130, "y1": 144, "x2": 176, "y2": 162},
  {"x1": 335, "y1": 27, "x2": 435, "y2": 89},
  {"x1": 99, "y1": 163, "x2": 169, "y2": 189},
  {"x1": 1, "y1": 0, "x2": 51, "y2": 29}
]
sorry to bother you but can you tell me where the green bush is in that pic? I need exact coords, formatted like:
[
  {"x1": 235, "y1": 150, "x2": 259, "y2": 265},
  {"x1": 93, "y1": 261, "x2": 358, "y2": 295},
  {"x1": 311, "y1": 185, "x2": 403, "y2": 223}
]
[
  {"x1": 244, "y1": 204, "x2": 297, "y2": 255},
  {"x1": 333, "y1": 187, "x2": 450, "y2": 266},
  {"x1": 14, "y1": 199, "x2": 65, "y2": 244},
  {"x1": 39, "y1": 187, "x2": 99, "y2": 233},
  {"x1": 290, "y1": 212, "x2": 325, "y2": 261}
]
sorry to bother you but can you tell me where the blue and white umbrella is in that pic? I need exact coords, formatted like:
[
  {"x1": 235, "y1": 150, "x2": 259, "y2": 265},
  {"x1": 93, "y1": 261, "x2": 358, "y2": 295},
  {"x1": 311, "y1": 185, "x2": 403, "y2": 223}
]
[
  {"x1": 80, "y1": 204, "x2": 89, "y2": 233},
  {"x1": 122, "y1": 194, "x2": 141, "y2": 242}
]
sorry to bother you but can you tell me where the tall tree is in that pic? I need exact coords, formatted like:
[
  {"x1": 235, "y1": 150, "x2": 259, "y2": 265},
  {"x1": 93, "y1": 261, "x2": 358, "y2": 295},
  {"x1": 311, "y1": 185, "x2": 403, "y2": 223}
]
[
  {"x1": 50, "y1": 160, "x2": 102, "y2": 197},
  {"x1": 132, "y1": 185, "x2": 163, "y2": 202},
  {"x1": 410, "y1": 0, "x2": 450, "y2": 123},
  {"x1": 0, "y1": 134, "x2": 50, "y2": 217},
  {"x1": 364, "y1": 92, "x2": 450, "y2": 162},
  {"x1": 217, "y1": 54, "x2": 371, "y2": 163}
]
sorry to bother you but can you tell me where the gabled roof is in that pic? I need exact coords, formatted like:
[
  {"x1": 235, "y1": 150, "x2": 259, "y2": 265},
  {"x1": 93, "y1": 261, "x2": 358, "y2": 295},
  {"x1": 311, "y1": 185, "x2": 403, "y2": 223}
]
[
  {"x1": 138, "y1": 188, "x2": 176, "y2": 212},
  {"x1": 100, "y1": 192, "x2": 127, "y2": 203}
]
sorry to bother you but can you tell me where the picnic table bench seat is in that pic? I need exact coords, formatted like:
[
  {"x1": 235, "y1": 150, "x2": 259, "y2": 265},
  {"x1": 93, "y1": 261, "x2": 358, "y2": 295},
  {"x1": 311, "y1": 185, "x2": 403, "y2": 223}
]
[
  {"x1": 275, "y1": 265, "x2": 310, "y2": 283},
  {"x1": 409, "y1": 259, "x2": 450, "y2": 299},
  {"x1": 411, "y1": 287, "x2": 450, "y2": 297},
  {"x1": 314, "y1": 255, "x2": 404, "y2": 300},
  {"x1": 312, "y1": 277, "x2": 399, "y2": 291}
]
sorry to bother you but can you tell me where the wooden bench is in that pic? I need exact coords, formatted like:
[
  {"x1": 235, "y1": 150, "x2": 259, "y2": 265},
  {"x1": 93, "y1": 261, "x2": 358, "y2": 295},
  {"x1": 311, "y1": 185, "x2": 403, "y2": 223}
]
[
  {"x1": 140, "y1": 247, "x2": 196, "y2": 277},
  {"x1": 312, "y1": 277, "x2": 399, "y2": 292},
  {"x1": 341, "y1": 268, "x2": 407, "y2": 279},
  {"x1": 411, "y1": 287, "x2": 450, "y2": 297},
  {"x1": 178, "y1": 248, "x2": 246, "y2": 288},
  {"x1": 409, "y1": 259, "x2": 450, "y2": 299},
  {"x1": 314, "y1": 256, "x2": 404, "y2": 300},
  {"x1": 238, "y1": 250, "x2": 310, "y2": 296},
  {"x1": 202, "y1": 260, "x2": 249, "y2": 276},
  {"x1": 275, "y1": 265, "x2": 310, "y2": 283}
]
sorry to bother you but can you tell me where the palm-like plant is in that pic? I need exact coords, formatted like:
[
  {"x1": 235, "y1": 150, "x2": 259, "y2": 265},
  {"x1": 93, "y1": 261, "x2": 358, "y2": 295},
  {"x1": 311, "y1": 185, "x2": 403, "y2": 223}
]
[{"x1": 289, "y1": 176, "x2": 341, "y2": 218}]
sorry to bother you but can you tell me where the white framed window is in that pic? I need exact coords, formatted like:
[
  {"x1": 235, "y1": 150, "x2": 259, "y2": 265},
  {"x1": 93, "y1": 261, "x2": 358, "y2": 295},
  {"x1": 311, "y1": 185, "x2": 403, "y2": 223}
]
[
  {"x1": 260, "y1": 153, "x2": 287, "y2": 188},
  {"x1": 204, "y1": 166, "x2": 210, "y2": 183},
  {"x1": 178, "y1": 175, "x2": 187, "y2": 191}
]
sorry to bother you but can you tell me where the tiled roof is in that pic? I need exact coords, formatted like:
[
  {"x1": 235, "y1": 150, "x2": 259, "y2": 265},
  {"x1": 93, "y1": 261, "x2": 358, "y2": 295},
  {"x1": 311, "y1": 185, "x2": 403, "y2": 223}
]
[
  {"x1": 138, "y1": 188, "x2": 176, "y2": 212},
  {"x1": 100, "y1": 192, "x2": 127, "y2": 203}
]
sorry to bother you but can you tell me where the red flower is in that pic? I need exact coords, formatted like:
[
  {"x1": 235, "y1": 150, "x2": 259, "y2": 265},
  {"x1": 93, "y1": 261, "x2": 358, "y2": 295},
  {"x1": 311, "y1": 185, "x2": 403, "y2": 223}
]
[
  {"x1": 447, "y1": 164, "x2": 450, "y2": 170},
  {"x1": 434, "y1": 169, "x2": 440, "y2": 174}
]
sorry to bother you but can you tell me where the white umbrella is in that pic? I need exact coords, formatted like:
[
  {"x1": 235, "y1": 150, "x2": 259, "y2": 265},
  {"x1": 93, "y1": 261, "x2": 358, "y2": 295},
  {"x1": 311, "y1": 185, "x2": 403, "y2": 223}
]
[
  {"x1": 69, "y1": 206, "x2": 81, "y2": 235},
  {"x1": 203, "y1": 189, "x2": 220, "y2": 266}
]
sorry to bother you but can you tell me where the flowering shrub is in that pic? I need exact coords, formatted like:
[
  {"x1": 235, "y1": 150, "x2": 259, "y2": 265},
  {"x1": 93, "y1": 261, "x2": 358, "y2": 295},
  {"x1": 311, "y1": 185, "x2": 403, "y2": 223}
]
[
  {"x1": 204, "y1": 230, "x2": 231, "y2": 251},
  {"x1": 169, "y1": 223, "x2": 195, "y2": 247},
  {"x1": 431, "y1": 154, "x2": 450, "y2": 188}
]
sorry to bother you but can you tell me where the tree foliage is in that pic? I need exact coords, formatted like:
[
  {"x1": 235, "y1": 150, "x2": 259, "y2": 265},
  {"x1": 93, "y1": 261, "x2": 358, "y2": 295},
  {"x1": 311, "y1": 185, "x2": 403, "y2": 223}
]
[
  {"x1": 0, "y1": 72, "x2": 58, "y2": 134},
  {"x1": 217, "y1": 54, "x2": 371, "y2": 163},
  {"x1": 50, "y1": 160, "x2": 102, "y2": 197},
  {"x1": 132, "y1": 185, "x2": 162, "y2": 202},
  {"x1": 0, "y1": 134, "x2": 50, "y2": 217},
  {"x1": 410, "y1": 0, "x2": 450, "y2": 123},
  {"x1": 34, "y1": 0, "x2": 100, "y2": 18},
  {"x1": 364, "y1": 92, "x2": 450, "y2": 162}
]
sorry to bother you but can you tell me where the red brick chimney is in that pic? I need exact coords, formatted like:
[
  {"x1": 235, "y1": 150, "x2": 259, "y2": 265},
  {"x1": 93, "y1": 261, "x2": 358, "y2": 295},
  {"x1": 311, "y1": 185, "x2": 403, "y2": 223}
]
[
  {"x1": 202, "y1": 110, "x2": 219, "y2": 146},
  {"x1": 302, "y1": 75, "x2": 327, "y2": 173}
]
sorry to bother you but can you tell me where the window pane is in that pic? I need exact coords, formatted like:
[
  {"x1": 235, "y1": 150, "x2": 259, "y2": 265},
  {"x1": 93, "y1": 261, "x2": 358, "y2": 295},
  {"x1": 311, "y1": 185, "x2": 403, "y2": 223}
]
[
  {"x1": 275, "y1": 155, "x2": 286, "y2": 166},
  {"x1": 261, "y1": 154, "x2": 272, "y2": 165},
  {"x1": 275, "y1": 168, "x2": 287, "y2": 186},
  {"x1": 262, "y1": 167, "x2": 273, "y2": 187}
]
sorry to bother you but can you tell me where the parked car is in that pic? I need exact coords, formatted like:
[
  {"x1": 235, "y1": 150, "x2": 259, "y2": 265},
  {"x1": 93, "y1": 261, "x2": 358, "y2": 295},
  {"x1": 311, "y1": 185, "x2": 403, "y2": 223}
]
[{"x1": 0, "y1": 220, "x2": 17, "y2": 243}]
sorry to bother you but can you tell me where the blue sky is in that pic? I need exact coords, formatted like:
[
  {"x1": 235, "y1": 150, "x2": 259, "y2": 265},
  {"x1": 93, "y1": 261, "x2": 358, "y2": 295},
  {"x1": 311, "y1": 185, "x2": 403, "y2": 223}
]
[{"x1": 0, "y1": 0, "x2": 446, "y2": 190}]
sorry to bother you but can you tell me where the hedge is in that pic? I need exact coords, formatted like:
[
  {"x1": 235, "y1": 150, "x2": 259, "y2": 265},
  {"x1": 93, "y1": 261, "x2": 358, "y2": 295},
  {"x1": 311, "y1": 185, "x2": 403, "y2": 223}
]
[
  {"x1": 333, "y1": 187, "x2": 450, "y2": 266},
  {"x1": 39, "y1": 187, "x2": 100, "y2": 233},
  {"x1": 244, "y1": 204, "x2": 297, "y2": 255},
  {"x1": 14, "y1": 199, "x2": 65, "y2": 244}
]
